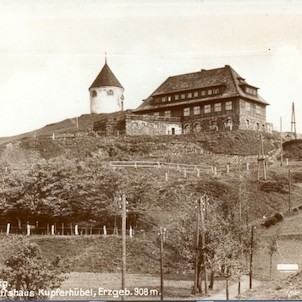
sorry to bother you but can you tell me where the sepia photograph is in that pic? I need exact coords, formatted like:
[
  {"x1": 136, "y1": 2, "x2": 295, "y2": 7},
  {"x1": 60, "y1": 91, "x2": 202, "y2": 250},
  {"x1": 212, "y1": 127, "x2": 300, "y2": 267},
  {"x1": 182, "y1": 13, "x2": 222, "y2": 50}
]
[{"x1": 0, "y1": 0, "x2": 302, "y2": 300}]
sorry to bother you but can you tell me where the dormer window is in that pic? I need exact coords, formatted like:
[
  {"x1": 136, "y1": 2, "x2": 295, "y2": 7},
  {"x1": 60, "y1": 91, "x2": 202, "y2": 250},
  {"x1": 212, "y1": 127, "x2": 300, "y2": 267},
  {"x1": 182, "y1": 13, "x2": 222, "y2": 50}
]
[
  {"x1": 213, "y1": 87, "x2": 220, "y2": 94},
  {"x1": 91, "y1": 90, "x2": 97, "y2": 97},
  {"x1": 107, "y1": 90, "x2": 114, "y2": 96},
  {"x1": 245, "y1": 86, "x2": 257, "y2": 96}
]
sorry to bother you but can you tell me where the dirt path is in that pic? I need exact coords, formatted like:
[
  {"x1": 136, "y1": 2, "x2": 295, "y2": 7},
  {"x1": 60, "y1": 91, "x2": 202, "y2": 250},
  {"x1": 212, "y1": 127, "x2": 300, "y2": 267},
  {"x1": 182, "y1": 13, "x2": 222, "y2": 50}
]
[{"x1": 196, "y1": 275, "x2": 262, "y2": 300}]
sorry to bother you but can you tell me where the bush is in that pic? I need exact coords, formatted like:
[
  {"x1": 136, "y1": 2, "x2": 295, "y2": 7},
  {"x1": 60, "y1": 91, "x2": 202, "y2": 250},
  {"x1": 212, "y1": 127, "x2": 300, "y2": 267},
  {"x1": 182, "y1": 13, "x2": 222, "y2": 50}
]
[
  {"x1": 298, "y1": 205, "x2": 302, "y2": 210},
  {"x1": 274, "y1": 212, "x2": 284, "y2": 222},
  {"x1": 0, "y1": 238, "x2": 66, "y2": 300},
  {"x1": 262, "y1": 217, "x2": 278, "y2": 228},
  {"x1": 293, "y1": 208, "x2": 298, "y2": 213}
]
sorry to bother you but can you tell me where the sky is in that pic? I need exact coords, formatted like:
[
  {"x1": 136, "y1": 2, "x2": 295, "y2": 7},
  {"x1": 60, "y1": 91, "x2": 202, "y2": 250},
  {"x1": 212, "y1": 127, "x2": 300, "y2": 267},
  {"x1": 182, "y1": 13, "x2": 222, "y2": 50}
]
[{"x1": 0, "y1": 0, "x2": 302, "y2": 137}]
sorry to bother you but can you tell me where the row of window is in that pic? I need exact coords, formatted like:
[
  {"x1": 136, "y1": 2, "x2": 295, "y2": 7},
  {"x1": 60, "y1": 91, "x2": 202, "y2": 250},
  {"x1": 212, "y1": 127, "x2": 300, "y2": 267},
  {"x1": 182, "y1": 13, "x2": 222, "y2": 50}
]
[
  {"x1": 184, "y1": 101, "x2": 232, "y2": 116},
  {"x1": 245, "y1": 102, "x2": 262, "y2": 114},
  {"x1": 155, "y1": 87, "x2": 222, "y2": 104},
  {"x1": 152, "y1": 101, "x2": 232, "y2": 118},
  {"x1": 245, "y1": 87, "x2": 257, "y2": 96},
  {"x1": 91, "y1": 90, "x2": 114, "y2": 97}
]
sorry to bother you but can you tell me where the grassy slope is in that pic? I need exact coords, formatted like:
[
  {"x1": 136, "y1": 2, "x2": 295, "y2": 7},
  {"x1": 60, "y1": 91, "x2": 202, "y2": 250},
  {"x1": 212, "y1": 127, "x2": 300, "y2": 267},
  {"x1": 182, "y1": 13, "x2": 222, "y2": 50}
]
[{"x1": 1, "y1": 114, "x2": 302, "y2": 292}]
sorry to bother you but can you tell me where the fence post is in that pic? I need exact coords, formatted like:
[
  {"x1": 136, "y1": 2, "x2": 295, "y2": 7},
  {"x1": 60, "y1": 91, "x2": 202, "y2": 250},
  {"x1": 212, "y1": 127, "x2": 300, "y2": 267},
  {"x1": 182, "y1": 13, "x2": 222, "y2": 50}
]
[
  {"x1": 6, "y1": 223, "x2": 10, "y2": 235},
  {"x1": 165, "y1": 172, "x2": 168, "y2": 182},
  {"x1": 51, "y1": 225, "x2": 55, "y2": 236},
  {"x1": 184, "y1": 169, "x2": 187, "y2": 178},
  {"x1": 227, "y1": 164, "x2": 230, "y2": 174},
  {"x1": 27, "y1": 223, "x2": 30, "y2": 236},
  {"x1": 75, "y1": 225, "x2": 79, "y2": 236},
  {"x1": 103, "y1": 225, "x2": 107, "y2": 236},
  {"x1": 52, "y1": 133, "x2": 55, "y2": 140},
  {"x1": 286, "y1": 158, "x2": 289, "y2": 166},
  {"x1": 211, "y1": 166, "x2": 214, "y2": 173},
  {"x1": 214, "y1": 166, "x2": 217, "y2": 176},
  {"x1": 130, "y1": 226, "x2": 133, "y2": 238},
  {"x1": 246, "y1": 162, "x2": 250, "y2": 171},
  {"x1": 197, "y1": 169, "x2": 200, "y2": 178}
]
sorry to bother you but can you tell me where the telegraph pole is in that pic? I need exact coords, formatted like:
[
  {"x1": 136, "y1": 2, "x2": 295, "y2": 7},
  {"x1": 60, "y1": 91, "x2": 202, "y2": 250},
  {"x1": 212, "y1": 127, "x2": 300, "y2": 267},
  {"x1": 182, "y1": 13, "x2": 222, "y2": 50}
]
[
  {"x1": 280, "y1": 117, "x2": 283, "y2": 166},
  {"x1": 288, "y1": 169, "x2": 292, "y2": 211},
  {"x1": 257, "y1": 134, "x2": 267, "y2": 180},
  {"x1": 291, "y1": 102, "x2": 297, "y2": 139},
  {"x1": 200, "y1": 196, "x2": 208, "y2": 295},
  {"x1": 238, "y1": 156, "x2": 242, "y2": 220},
  {"x1": 249, "y1": 226, "x2": 255, "y2": 289},
  {"x1": 121, "y1": 193, "x2": 127, "y2": 299},
  {"x1": 194, "y1": 199, "x2": 201, "y2": 294},
  {"x1": 159, "y1": 227, "x2": 166, "y2": 300}
]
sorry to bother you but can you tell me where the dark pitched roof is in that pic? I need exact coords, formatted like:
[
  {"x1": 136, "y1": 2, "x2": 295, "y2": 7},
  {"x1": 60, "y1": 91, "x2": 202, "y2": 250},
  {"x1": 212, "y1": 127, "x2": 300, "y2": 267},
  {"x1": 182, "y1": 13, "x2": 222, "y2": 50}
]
[
  {"x1": 89, "y1": 63, "x2": 123, "y2": 89},
  {"x1": 135, "y1": 65, "x2": 268, "y2": 112}
]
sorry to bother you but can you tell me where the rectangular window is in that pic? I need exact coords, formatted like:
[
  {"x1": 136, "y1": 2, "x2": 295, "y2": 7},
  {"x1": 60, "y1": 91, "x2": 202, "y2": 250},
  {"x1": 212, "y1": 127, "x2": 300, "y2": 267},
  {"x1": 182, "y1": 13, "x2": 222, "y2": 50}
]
[
  {"x1": 183, "y1": 107, "x2": 190, "y2": 116},
  {"x1": 204, "y1": 104, "x2": 211, "y2": 113},
  {"x1": 208, "y1": 89, "x2": 213, "y2": 95},
  {"x1": 256, "y1": 105, "x2": 261, "y2": 114},
  {"x1": 193, "y1": 91, "x2": 198, "y2": 97},
  {"x1": 175, "y1": 94, "x2": 179, "y2": 100},
  {"x1": 214, "y1": 103, "x2": 221, "y2": 112},
  {"x1": 193, "y1": 106, "x2": 200, "y2": 115},
  {"x1": 213, "y1": 88, "x2": 220, "y2": 94},
  {"x1": 165, "y1": 111, "x2": 171, "y2": 118},
  {"x1": 246, "y1": 87, "x2": 257, "y2": 95},
  {"x1": 201, "y1": 90, "x2": 206, "y2": 97},
  {"x1": 187, "y1": 92, "x2": 193, "y2": 98},
  {"x1": 181, "y1": 93, "x2": 186, "y2": 100},
  {"x1": 225, "y1": 101, "x2": 232, "y2": 110},
  {"x1": 167, "y1": 96, "x2": 171, "y2": 102},
  {"x1": 246, "y1": 102, "x2": 250, "y2": 111},
  {"x1": 161, "y1": 96, "x2": 166, "y2": 102}
]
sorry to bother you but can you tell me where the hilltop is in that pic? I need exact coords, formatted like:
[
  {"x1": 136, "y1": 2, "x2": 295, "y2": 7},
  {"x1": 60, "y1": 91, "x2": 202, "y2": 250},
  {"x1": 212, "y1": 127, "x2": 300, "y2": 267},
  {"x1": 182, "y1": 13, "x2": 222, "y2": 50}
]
[{"x1": 1, "y1": 113, "x2": 302, "y2": 299}]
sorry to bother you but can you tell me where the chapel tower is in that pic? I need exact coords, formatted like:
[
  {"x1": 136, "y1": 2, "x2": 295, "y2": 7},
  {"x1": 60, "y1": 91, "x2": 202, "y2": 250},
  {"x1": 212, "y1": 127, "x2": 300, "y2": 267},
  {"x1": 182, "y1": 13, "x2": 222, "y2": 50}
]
[{"x1": 89, "y1": 57, "x2": 124, "y2": 113}]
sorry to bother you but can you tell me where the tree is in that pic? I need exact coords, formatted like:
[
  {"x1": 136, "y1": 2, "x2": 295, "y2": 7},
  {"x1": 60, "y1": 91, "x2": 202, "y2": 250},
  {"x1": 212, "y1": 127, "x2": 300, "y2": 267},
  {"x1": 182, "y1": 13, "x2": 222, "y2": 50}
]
[{"x1": 0, "y1": 238, "x2": 66, "y2": 300}]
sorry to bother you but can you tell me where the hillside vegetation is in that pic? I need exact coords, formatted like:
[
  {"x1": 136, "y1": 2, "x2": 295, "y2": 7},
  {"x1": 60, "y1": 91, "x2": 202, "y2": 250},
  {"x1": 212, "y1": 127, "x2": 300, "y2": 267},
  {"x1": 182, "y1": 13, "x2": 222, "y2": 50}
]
[{"x1": 0, "y1": 114, "x2": 302, "y2": 282}]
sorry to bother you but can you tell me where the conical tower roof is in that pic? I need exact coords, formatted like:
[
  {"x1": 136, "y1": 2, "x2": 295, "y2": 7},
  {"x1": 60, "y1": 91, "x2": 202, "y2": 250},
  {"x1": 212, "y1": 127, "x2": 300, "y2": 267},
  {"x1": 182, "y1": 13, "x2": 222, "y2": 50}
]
[{"x1": 89, "y1": 63, "x2": 123, "y2": 89}]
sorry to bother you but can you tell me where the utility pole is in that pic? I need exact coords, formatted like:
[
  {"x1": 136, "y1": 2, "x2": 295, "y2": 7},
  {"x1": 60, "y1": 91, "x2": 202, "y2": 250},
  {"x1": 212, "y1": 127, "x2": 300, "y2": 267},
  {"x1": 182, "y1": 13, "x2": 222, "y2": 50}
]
[
  {"x1": 249, "y1": 226, "x2": 255, "y2": 290},
  {"x1": 280, "y1": 117, "x2": 283, "y2": 166},
  {"x1": 200, "y1": 196, "x2": 208, "y2": 295},
  {"x1": 288, "y1": 169, "x2": 292, "y2": 211},
  {"x1": 291, "y1": 102, "x2": 297, "y2": 139},
  {"x1": 159, "y1": 227, "x2": 166, "y2": 300},
  {"x1": 121, "y1": 193, "x2": 127, "y2": 299},
  {"x1": 238, "y1": 156, "x2": 242, "y2": 220},
  {"x1": 257, "y1": 134, "x2": 267, "y2": 180},
  {"x1": 194, "y1": 199, "x2": 201, "y2": 294}
]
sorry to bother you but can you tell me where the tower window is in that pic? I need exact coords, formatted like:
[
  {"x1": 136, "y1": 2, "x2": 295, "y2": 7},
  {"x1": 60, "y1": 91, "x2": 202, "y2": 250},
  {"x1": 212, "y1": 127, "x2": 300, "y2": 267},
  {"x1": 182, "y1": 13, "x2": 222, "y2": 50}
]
[
  {"x1": 91, "y1": 90, "x2": 97, "y2": 97},
  {"x1": 107, "y1": 90, "x2": 114, "y2": 96}
]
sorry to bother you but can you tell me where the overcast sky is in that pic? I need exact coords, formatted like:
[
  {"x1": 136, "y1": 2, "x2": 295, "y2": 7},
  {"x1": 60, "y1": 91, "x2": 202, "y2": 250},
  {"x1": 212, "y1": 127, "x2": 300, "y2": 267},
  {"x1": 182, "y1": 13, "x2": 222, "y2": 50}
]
[{"x1": 0, "y1": 0, "x2": 301, "y2": 137}]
